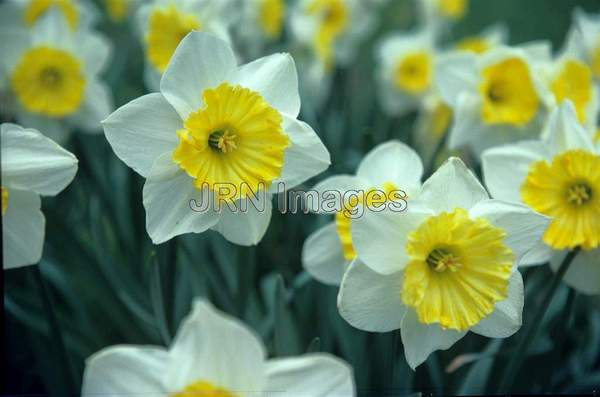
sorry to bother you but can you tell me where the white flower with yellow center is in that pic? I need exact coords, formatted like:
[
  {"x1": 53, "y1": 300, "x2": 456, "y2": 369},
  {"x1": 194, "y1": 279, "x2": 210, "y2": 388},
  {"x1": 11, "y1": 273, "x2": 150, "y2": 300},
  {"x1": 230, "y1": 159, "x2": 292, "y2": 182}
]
[
  {"x1": 235, "y1": 0, "x2": 286, "y2": 58},
  {"x1": 435, "y1": 44, "x2": 555, "y2": 155},
  {"x1": 454, "y1": 23, "x2": 508, "y2": 55},
  {"x1": 482, "y1": 101, "x2": 600, "y2": 295},
  {"x1": 539, "y1": 27, "x2": 599, "y2": 132},
  {"x1": 418, "y1": 0, "x2": 468, "y2": 35},
  {"x1": 136, "y1": 0, "x2": 235, "y2": 90},
  {"x1": 82, "y1": 299, "x2": 355, "y2": 397},
  {"x1": 1, "y1": 123, "x2": 78, "y2": 269},
  {"x1": 337, "y1": 157, "x2": 550, "y2": 369},
  {"x1": 0, "y1": 10, "x2": 113, "y2": 143},
  {"x1": 376, "y1": 27, "x2": 436, "y2": 116},
  {"x1": 103, "y1": 32, "x2": 330, "y2": 245},
  {"x1": 290, "y1": 0, "x2": 375, "y2": 70},
  {"x1": 0, "y1": 0, "x2": 99, "y2": 31},
  {"x1": 573, "y1": 8, "x2": 600, "y2": 80},
  {"x1": 302, "y1": 141, "x2": 423, "y2": 285}
]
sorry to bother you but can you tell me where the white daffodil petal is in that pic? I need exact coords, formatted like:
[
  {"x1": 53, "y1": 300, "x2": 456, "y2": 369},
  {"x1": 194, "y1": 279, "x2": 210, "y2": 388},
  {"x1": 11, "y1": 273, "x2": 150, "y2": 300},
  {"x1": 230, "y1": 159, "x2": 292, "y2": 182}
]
[
  {"x1": 265, "y1": 354, "x2": 355, "y2": 397},
  {"x1": 435, "y1": 53, "x2": 478, "y2": 108},
  {"x1": 471, "y1": 271, "x2": 524, "y2": 338},
  {"x1": 2, "y1": 189, "x2": 44, "y2": 269},
  {"x1": 309, "y1": 175, "x2": 367, "y2": 213},
  {"x1": 142, "y1": 154, "x2": 220, "y2": 244},
  {"x1": 545, "y1": 101, "x2": 596, "y2": 154},
  {"x1": 211, "y1": 194, "x2": 273, "y2": 246},
  {"x1": 31, "y1": 9, "x2": 73, "y2": 49},
  {"x1": 352, "y1": 206, "x2": 431, "y2": 274},
  {"x1": 160, "y1": 32, "x2": 237, "y2": 120},
  {"x1": 165, "y1": 299, "x2": 267, "y2": 393},
  {"x1": 418, "y1": 157, "x2": 489, "y2": 213},
  {"x1": 79, "y1": 32, "x2": 112, "y2": 77},
  {"x1": 230, "y1": 53, "x2": 301, "y2": 118},
  {"x1": 0, "y1": 28, "x2": 30, "y2": 77},
  {"x1": 272, "y1": 116, "x2": 331, "y2": 191},
  {"x1": 71, "y1": 80, "x2": 113, "y2": 133},
  {"x1": 448, "y1": 93, "x2": 485, "y2": 151},
  {"x1": 481, "y1": 140, "x2": 549, "y2": 203},
  {"x1": 1, "y1": 124, "x2": 78, "y2": 196},
  {"x1": 302, "y1": 222, "x2": 347, "y2": 285},
  {"x1": 356, "y1": 140, "x2": 423, "y2": 194},
  {"x1": 103, "y1": 93, "x2": 181, "y2": 178},
  {"x1": 551, "y1": 249, "x2": 600, "y2": 295},
  {"x1": 520, "y1": 244, "x2": 554, "y2": 267},
  {"x1": 337, "y1": 258, "x2": 405, "y2": 332},
  {"x1": 401, "y1": 309, "x2": 467, "y2": 370},
  {"x1": 82, "y1": 346, "x2": 168, "y2": 397},
  {"x1": 468, "y1": 199, "x2": 551, "y2": 265}
]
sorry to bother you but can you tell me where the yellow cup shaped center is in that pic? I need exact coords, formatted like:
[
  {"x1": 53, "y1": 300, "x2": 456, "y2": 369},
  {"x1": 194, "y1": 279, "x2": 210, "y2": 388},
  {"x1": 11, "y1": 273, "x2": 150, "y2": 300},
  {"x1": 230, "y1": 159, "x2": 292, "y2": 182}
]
[
  {"x1": 550, "y1": 59, "x2": 593, "y2": 123},
  {"x1": 394, "y1": 51, "x2": 432, "y2": 94},
  {"x1": 259, "y1": 0, "x2": 285, "y2": 39},
  {"x1": 24, "y1": 0, "x2": 78, "y2": 29},
  {"x1": 171, "y1": 380, "x2": 236, "y2": 397},
  {"x1": 307, "y1": 0, "x2": 348, "y2": 69}
]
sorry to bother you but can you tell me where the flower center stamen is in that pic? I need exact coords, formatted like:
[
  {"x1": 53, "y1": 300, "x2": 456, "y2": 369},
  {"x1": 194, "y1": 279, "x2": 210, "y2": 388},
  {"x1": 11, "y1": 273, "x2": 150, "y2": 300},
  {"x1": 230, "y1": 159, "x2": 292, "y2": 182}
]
[
  {"x1": 566, "y1": 182, "x2": 592, "y2": 206},
  {"x1": 425, "y1": 247, "x2": 462, "y2": 272},
  {"x1": 208, "y1": 129, "x2": 237, "y2": 153},
  {"x1": 40, "y1": 67, "x2": 62, "y2": 88}
]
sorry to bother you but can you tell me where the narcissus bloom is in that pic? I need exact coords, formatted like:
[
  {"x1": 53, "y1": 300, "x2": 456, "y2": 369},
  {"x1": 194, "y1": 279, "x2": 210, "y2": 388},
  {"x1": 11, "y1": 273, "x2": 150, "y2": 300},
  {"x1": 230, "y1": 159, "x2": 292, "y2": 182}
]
[
  {"x1": 236, "y1": 0, "x2": 286, "y2": 58},
  {"x1": 1, "y1": 123, "x2": 78, "y2": 269},
  {"x1": 482, "y1": 101, "x2": 600, "y2": 294},
  {"x1": 104, "y1": 32, "x2": 329, "y2": 245},
  {"x1": 573, "y1": 8, "x2": 600, "y2": 80},
  {"x1": 136, "y1": 0, "x2": 234, "y2": 90},
  {"x1": 418, "y1": 0, "x2": 468, "y2": 34},
  {"x1": 0, "y1": 0, "x2": 99, "y2": 31},
  {"x1": 435, "y1": 44, "x2": 554, "y2": 155},
  {"x1": 338, "y1": 158, "x2": 549, "y2": 369},
  {"x1": 0, "y1": 10, "x2": 113, "y2": 143},
  {"x1": 539, "y1": 26, "x2": 598, "y2": 132},
  {"x1": 454, "y1": 24, "x2": 507, "y2": 55},
  {"x1": 82, "y1": 299, "x2": 355, "y2": 396},
  {"x1": 376, "y1": 27, "x2": 436, "y2": 116},
  {"x1": 302, "y1": 141, "x2": 422, "y2": 285}
]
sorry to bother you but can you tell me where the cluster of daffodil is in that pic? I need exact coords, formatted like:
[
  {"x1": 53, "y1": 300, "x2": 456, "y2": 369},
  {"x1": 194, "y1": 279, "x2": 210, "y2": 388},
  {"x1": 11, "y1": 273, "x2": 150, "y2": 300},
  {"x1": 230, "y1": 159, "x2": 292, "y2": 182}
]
[{"x1": 1, "y1": 0, "x2": 600, "y2": 395}]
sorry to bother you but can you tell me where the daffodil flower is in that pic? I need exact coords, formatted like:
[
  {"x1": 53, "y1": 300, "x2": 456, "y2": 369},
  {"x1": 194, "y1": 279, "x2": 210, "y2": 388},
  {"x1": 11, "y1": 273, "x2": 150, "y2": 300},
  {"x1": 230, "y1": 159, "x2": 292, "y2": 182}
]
[
  {"x1": 482, "y1": 101, "x2": 600, "y2": 295},
  {"x1": 1, "y1": 123, "x2": 78, "y2": 269},
  {"x1": 302, "y1": 141, "x2": 422, "y2": 285},
  {"x1": 454, "y1": 23, "x2": 508, "y2": 55},
  {"x1": 337, "y1": 157, "x2": 550, "y2": 369},
  {"x1": 0, "y1": 10, "x2": 113, "y2": 143},
  {"x1": 136, "y1": 0, "x2": 235, "y2": 90},
  {"x1": 418, "y1": 0, "x2": 468, "y2": 34},
  {"x1": 376, "y1": 26, "x2": 436, "y2": 116},
  {"x1": 82, "y1": 299, "x2": 355, "y2": 396},
  {"x1": 103, "y1": 0, "x2": 143, "y2": 23},
  {"x1": 435, "y1": 44, "x2": 555, "y2": 155},
  {"x1": 0, "y1": 0, "x2": 99, "y2": 31},
  {"x1": 573, "y1": 8, "x2": 600, "y2": 80},
  {"x1": 235, "y1": 0, "x2": 286, "y2": 59},
  {"x1": 538, "y1": 25, "x2": 599, "y2": 132},
  {"x1": 103, "y1": 32, "x2": 330, "y2": 246}
]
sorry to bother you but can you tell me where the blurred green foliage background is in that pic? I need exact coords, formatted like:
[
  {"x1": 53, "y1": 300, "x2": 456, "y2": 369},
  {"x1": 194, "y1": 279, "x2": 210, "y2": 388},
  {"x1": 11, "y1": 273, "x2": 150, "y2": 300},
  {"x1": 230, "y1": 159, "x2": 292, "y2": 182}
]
[{"x1": 4, "y1": 0, "x2": 600, "y2": 395}]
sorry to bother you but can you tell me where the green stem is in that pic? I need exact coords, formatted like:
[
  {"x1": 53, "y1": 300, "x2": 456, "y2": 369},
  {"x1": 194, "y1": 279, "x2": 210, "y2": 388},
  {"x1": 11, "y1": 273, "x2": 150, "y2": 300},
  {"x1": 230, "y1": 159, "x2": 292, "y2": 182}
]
[
  {"x1": 497, "y1": 248, "x2": 580, "y2": 392},
  {"x1": 424, "y1": 129, "x2": 450, "y2": 178},
  {"x1": 33, "y1": 266, "x2": 76, "y2": 393}
]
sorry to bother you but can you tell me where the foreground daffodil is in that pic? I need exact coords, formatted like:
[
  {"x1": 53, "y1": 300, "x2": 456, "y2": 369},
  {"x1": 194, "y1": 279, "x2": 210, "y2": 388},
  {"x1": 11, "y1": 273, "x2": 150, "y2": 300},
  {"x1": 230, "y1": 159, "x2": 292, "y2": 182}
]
[
  {"x1": 1, "y1": 123, "x2": 78, "y2": 269},
  {"x1": 103, "y1": 32, "x2": 330, "y2": 245},
  {"x1": 302, "y1": 141, "x2": 422, "y2": 285},
  {"x1": 83, "y1": 299, "x2": 355, "y2": 396},
  {"x1": 337, "y1": 158, "x2": 549, "y2": 369},
  {"x1": 435, "y1": 44, "x2": 554, "y2": 155},
  {"x1": 482, "y1": 101, "x2": 600, "y2": 294},
  {"x1": 136, "y1": 0, "x2": 234, "y2": 90},
  {"x1": 0, "y1": 0, "x2": 99, "y2": 31},
  {"x1": 0, "y1": 10, "x2": 112, "y2": 143}
]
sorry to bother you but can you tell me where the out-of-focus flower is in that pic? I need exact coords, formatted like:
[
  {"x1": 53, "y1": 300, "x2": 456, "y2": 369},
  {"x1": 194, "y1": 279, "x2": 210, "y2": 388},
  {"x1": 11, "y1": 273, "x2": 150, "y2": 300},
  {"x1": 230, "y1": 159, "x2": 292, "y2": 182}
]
[
  {"x1": 454, "y1": 24, "x2": 508, "y2": 55},
  {"x1": 482, "y1": 101, "x2": 600, "y2": 294},
  {"x1": 103, "y1": 32, "x2": 329, "y2": 245},
  {"x1": 0, "y1": 0, "x2": 99, "y2": 31},
  {"x1": 235, "y1": 0, "x2": 286, "y2": 59},
  {"x1": 0, "y1": 10, "x2": 113, "y2": 143},
  {"x1": 302, "y1": 141, "x2": 422, "y2": 285},
  {"x1": 418, "y1": 0, "x2": 468, "y2": 34},
  {"x1": 337, "y1": 157, "x2": 550, "y2": 369},
  {"x1": 1, "y1": 123, "x2": 78, "y2": 269},
  {"x1": 103, "y1": 0, "x2": 143, "y2": 23},
  {"x1": 435, "y1": 43, "x2": 554, "y2": 155},
  {"x1": 136, "y1": 0, "x2": 235, "y2": 90},
  {"x1": 376, "y1": 26, "x2": 436, "y2": 116},
  {"x1": 539, "y1": 27, "x2": 599, "y2": 132},
  {"x1": 290, "y1": 0, "x2": 375, "y2": 108},
  {"x1": 574, "y1": 8, "x2": 600, "y2": 80},
  {"x1": 82, "y1": 299, "x2": 355, "y2": 396}
]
